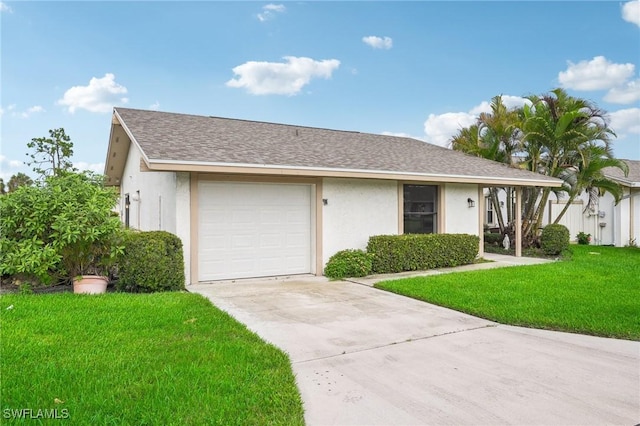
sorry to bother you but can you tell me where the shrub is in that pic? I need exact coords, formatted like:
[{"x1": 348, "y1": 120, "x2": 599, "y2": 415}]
[
  {"x1": 576, "y1": 231, "x2": 591, "y2": 245},
  {"x1": 324, "y1": 249, "x2": 373, "y2": 280},
  {"x1": 116, "y1": 231, "x2": 186, "y2": 293},
  {"x1": 484, "y1": 232, "x2": 502, "y2": 245},
  {"x1": 540, "y1": 224, "x2": 570, "y2": 255},
  {"x1": 366, "y1": 234, "x2": 479, "y2": 274},
  {"x1": 0, "y1": 172, "x2": 122, "y2": 285}
]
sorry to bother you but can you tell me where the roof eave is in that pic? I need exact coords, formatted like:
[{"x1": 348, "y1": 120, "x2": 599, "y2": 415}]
[{"x1": 143, "y1": 159, "x2": 562, "y2": 187}]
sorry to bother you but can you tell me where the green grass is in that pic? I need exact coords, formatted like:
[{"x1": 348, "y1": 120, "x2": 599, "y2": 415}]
[
  {"x1": 0, "y1": 292, "x2": 304, "y2": 425},
  {"x1": 376, "y1": 245, "x2": 640, "y2": 340}
]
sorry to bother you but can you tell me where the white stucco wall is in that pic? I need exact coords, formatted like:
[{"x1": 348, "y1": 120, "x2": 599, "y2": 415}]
[
  {"x1": 175, "y1": 172, "x2": 191, "y2": 283},
  {"x1": 120, "y1": 144, "x2": 178, "y2": 233},
  {"x1": 322, "y1": 178, "x2": 398, "y2": 267},
  {"x1": 443, "y1": 183, "x2": 479, "y2": 235}
]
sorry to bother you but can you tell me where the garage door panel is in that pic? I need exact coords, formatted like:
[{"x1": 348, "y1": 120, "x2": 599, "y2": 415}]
[{"x1": 198, "y1": 182, "x2": 312, "y2": 281}]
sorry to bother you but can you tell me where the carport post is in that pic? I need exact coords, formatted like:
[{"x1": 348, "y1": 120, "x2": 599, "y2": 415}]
[{"x1": 515, "y1": 186, "x2": 522, "y2": 257}]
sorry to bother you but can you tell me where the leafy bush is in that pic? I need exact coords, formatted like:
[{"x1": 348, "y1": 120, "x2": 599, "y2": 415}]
[
  {"x1": 540, "y1": 224, "x2": 570, "y2": 255},
  {"x1": 116, "y1": 231, "x2": 185, "y2": 293},
  {"x1": 484, "y1": 232, "x2": 503, "y2": 245},
  {"x1": 576, "y1": 231, "x2": 591, "y2": 245},
  {"x1": 367, "y1": 234, "x2": 479, "y2": 274},
  {"x1": 0, "y1": 172, "x2": 122, "y2": 285},
  {"x1": 324, "y1": 249, "x2": 373, "y2": 280}
]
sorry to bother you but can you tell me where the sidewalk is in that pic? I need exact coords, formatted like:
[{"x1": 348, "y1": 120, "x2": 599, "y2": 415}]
[{"x1": 347, "y1": 252, "x2": 553, "y2": 286}]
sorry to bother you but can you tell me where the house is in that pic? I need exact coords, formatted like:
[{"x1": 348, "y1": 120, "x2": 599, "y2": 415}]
[
  {"x1": 484, "y1": 159, "x2": 640, "y2": 247},
  {"x1": 104, "y1": 108, "x2": 561, "y2": 284}
]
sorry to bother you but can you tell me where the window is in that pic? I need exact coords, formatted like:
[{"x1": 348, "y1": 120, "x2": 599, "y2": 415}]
[
  {"x1": 486, "y1": 196, "x2": 494, "y2": 224},
  {"x1": 403, "y1": 184, "x2": 438, "y2": 234}
]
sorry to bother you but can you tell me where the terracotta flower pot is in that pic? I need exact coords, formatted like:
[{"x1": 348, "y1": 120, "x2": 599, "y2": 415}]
[{"x1": 73, "y1": 275, "x2": 109, "y2": 294}]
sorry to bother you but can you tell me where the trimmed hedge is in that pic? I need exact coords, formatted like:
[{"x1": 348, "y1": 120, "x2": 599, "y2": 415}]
[
  {"x1": 540, "y1": 224, "x2": 570, "y2": 255},
  {"x1": 484, "y1": 232, "x2": 503, "y2": 245},
  {"x1": 367, "y1": 234, "x2": 479, "y2": 274},
  {"x1": 116, "y1": 231, "x2": 185, "y2": 293},
  {"x1": 324, "y1": 249, "x2": 373, "y2": 280}
]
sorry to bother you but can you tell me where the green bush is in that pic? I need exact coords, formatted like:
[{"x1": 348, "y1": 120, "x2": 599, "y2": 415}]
[
  {"x1": 576, "y1": 231, "x2": 591, "y2": 245},
  {"x1": 0, "y1": 172, "x2": 122, "y2": 285},
  {"x1": 366, "y1": 234, "x2": 479, "y2": 274},
  {"x1": 540, "y1": 224, "x2": 570, "y2": 255},
  {"x1": 484, "y1": 232, "x2": 503, "y2": 245},
  {"x1": 324, "y1": 249, "x2": 373, "y2": 280},
  {"x1": 116, "y1": 231, "x2": 185, "y2": 293}
]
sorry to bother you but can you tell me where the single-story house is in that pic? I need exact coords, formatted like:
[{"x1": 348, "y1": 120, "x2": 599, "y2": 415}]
[
  {"x1": 485, "y1": 159, "x2": 639, "y2": 246},
  {"x1": 104, "y1": 108, "x2": 561, "y2": 284}
]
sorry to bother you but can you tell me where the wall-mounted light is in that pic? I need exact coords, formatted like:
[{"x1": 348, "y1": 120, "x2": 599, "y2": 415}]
[
  {"x1": 322, "y1": 198, "x2": 328, "y2": 206},
  {"x1": 467, "y1": 198, "x2": 475, "y2": 208},
  {"x1": 500, "y1": 201, "x2": 505, "y2": 207}
]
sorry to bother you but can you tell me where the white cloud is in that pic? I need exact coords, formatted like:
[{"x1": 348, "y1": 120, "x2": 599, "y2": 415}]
[
  {"x1": 20, "y1": 105, "x2": 45, "y2": 118},
  {"x1": 57, "y1": 73, "x2": 129, "y2": 113},
  {"x1": 362, "y1": 36, "x2": 393, "y2": 50},
  {"x1": 424, "y1": 112, "x2": 477, "y2": 147},
  {"x1": 609, "y1": 108, "x2": 640, "y2": 137},
  {"x1": 469, "y1": 96, "x2": 530, "y2": 115},
  {"x1": 0, "y1": 155, "x2": 24, "y2": 169},
  {"x1": 0, "y1": 2, "x2": 12, "y2": 13},
  {"x1": 74, "y1": 161, "x2": 106, "y2": 175},
  {"x1": 226, "y1": 56, "x2": 340, "y2": 96},
  {"x1": 622, "y1": 0, "x2": 640, "y2": 26},
  {"x1": 558, "y1": 56, "x2": 635, "y2": 91},
  {"x1": 149, "y1": 101, "x2": 160, "y2": 110},
  {"x1": 381, "y1": 131, "x2": 425, "y2": 141},
  {"x1": 258, "y1": 4, "x2": 285, "y2": 22},
  {"x1": 603, "y1": 78, "x2": 640, "y2": 104}
]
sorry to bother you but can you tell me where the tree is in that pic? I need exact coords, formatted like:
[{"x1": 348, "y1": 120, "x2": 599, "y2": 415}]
[
  {"x1": 7, "y1": 173, "x2": 33, "y2": 192},
  {"x1": 450, "y1": 88, "x2": 628, "y2": 247},
  {"x1": 0, "y1": 178, "x2": 5, "y2": 195},
  {"x1": 26, "y1": 128, "x2": 76, "y2": 179}
]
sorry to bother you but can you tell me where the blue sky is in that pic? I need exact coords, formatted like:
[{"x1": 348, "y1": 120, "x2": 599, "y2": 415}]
[{"x1": 1, "y1": 1, "x2": 639, "y2": 182}]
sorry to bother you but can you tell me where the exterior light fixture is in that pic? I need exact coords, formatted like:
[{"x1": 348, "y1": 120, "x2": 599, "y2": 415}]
[{"x1": 467, "y1": 198, "x2": 475, "y2": 208}]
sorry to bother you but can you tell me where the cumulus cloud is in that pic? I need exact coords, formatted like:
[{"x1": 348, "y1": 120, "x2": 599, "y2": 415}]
[
  {"x1": 622, "y1": 0, "x2": 640, "y2": 26},
  {"x1": 0, "y1": 2, "x2": 12, "y2": 13},
  {"x1": 57, "y1": 73, "x2": 129, "y2": 113},
  {"x1": 381, "y1": 131, "x2": 425, "y2": 141},
  {"x1": 424, "y1": 96, "x2": 529, "y2": 147},
  {"x1": 362, "y1": 36, "x2": 393, "y2": 50},
  {"x1": 603, "y1": 78, "x2": 640, "y2": 104},
  {"x1": 609, "y1": 108, "x2": 640, "y2": 137},
  {"x1": 424, "y1": 112, "x2": 477, "y2": 147},
  {"x1": 226, "y1": 56, "x2": 340, "y2": 95},
  {"x1": 74, "y1": 161, "x2": 106, "y2": 175},
  {"x1": 258, "y1": 4, "x2": 285, "y2": 21},
  {"x1": 149, "y1": 101, "x2": 160, "y2": 110},
  {"x1": 558, "y1": 56, "x2": 635, "y2": 91}
]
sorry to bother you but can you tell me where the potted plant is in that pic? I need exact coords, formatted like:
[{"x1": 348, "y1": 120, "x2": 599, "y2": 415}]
[{"x1": 50, "y1": 172, "x2": 124, "y2": 294}]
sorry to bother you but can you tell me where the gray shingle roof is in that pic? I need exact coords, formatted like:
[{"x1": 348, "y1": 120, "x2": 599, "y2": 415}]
[
  {"x1": 113, "y1": 107, "x2": 560, "y2": 185},
  {"x1": 604, "y1": 159, "x2": 640, "y2": 186}
]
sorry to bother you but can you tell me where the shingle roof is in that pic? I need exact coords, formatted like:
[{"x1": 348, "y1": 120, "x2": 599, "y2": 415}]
[
  {"x1": 604, "y1": 159, "x2": 640, "y2": 187},
  {"x1": 111, "y1": 107, "x2": 560, "y2": 186}
]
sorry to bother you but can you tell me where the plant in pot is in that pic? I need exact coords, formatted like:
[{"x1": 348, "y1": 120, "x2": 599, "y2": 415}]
[{"x1": 49, "y1": 172, "x2": 124, "y2": 294}]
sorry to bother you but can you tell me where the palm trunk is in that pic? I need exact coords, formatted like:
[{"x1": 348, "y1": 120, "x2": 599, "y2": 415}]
[{"x1": 552, "y1": 193, "x2": 577, "y2": 224}]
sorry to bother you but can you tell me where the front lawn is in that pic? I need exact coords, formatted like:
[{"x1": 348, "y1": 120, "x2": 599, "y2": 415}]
[
  {"x1": 376, "y1": 245, "x2": 640, "y2": 340},
  {"x1": 0, "y1": 292, "x2": 304, "y2": 425}
]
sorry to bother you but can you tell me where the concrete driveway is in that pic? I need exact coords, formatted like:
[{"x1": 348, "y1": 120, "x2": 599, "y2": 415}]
[{"x1": 190, "y1": 277, "x2": 639, "y2": 425}]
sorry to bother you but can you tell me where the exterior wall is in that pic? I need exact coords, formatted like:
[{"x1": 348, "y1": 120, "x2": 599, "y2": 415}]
[
  {"x1": 443, "y1": 183, "x2": 479, "y2": 235},
  {"x1": 321, "y1": 178, "x2": 398, "y2": 266},
  {"x1": 612, "y1": 188, "x2": 640, "y2": 247},
  {"x1": 120, "y1": 144, "x2": 178, "y2": 233},
  {"x1": 120, "y1": 144, "x2": 191, "y2": 280}
]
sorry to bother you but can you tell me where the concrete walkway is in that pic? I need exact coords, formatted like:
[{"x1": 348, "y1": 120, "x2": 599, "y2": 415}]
[{"x1": 190, "y1": 257, "x2": 639, "y2": 425}]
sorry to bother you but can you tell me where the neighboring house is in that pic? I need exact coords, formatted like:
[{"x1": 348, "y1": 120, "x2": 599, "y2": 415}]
[
  {"x1": 484, "y1": 159, "x2": 640, "y2": 247},
  {"x1": 104, "y1": 108, "x2": 560, "y2": 284}
]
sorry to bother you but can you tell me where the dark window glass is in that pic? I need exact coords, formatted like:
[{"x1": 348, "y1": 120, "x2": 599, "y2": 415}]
[{"x1": 403, "y1": 185, "x2": 437, "y2": 234}]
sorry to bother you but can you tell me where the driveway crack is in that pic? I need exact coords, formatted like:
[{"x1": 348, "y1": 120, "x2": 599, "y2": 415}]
[{"x1": 294, "y1": 323, "x2": 498, "y2": 364}]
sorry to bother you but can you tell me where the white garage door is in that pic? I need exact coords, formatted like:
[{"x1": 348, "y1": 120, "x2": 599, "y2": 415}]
[{"x1": 198, "y1": 181, "x2": 312, "y2": 281}]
